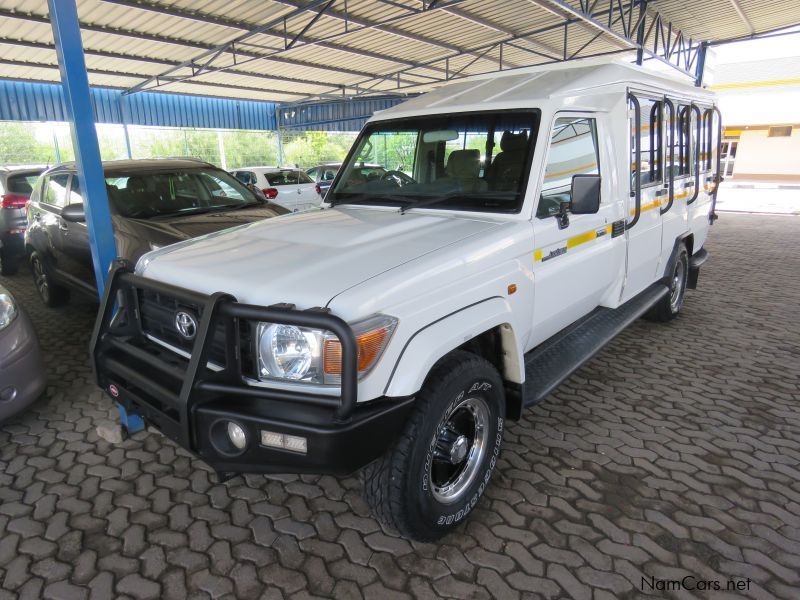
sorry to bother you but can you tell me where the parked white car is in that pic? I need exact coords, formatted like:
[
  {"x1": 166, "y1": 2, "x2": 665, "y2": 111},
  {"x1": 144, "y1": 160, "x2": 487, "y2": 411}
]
[
  {"x1": 92, "y1": 60, "x2": 721, "y2": 541},
  {"x1": 232, "y1": 166, "x2": 321, "y2": 212}
]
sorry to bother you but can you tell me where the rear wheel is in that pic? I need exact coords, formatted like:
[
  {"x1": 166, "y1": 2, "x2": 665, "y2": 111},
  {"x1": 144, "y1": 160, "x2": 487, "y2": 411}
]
[
  {"x1": 362, "y1": 350, "x2": 505, "y2": 542},
  {"x1": 647, "y1": 245, "x2": 688, "y2": 322},
  {"x1": 0, "y1": 248, "x2": 19, "y2": 276},
  {"x1": 30, "y1": 251, "x2": 69, "y2": 307}
]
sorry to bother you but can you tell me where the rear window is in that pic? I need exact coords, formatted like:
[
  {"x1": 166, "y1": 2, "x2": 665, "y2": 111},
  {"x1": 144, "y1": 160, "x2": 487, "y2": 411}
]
[
  {"x1": 6, "y1": 171, "x2": 43, "y2": 195},
  {"x1": 266, "y1": 170, "x2": 313, "y2": 186}
]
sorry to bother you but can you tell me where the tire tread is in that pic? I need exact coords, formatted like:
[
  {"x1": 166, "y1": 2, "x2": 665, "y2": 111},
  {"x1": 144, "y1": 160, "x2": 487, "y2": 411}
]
[{"x1": 362, "y1": 350, "x2": 500, "y2": 541}]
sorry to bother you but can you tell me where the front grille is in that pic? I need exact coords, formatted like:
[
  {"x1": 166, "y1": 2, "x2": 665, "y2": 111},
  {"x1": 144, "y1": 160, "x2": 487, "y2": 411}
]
[{"x1": 138, "y1": 289, "x2": 254, "y2": 375}]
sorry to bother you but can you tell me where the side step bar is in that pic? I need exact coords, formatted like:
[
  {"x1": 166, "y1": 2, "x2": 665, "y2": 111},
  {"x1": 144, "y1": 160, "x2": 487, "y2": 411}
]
[{"x1": 522, "y1": 283, "x2": 669, "y2": 407}]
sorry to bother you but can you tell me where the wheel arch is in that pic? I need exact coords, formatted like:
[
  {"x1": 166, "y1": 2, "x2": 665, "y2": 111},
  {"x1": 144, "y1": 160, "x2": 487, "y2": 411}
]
[
  {"x1": 384, "y1": 297, "x2": 525, "y2": 418},
  {"x1": 663, "y1": 232, "x2": 693, "y2": 282}
]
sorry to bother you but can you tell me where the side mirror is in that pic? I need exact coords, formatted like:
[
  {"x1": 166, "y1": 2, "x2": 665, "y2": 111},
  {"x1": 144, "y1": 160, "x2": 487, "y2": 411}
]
[
  {"x1": 570, "y1": 174, "x2": 601, "y2": 214},
  {"x1": 61, "y1": 203, "x2": 85, "y2": 223}
]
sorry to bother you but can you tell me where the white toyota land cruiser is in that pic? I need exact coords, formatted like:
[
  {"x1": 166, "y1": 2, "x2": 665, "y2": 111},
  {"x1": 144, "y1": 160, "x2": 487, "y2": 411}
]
[{"x1": 92, "y1": 62, "x2": 721, "y2": 541}]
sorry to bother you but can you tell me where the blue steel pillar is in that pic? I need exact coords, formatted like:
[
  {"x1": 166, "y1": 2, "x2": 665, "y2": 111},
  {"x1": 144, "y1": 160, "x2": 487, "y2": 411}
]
[{"x1": 48, "y1": 0, "x2": 117, "y2": 297}]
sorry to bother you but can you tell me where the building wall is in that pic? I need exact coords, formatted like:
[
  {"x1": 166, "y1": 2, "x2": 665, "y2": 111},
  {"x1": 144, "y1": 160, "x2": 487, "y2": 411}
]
[
  {"x1": 0, "y1": 79, "x2": 277, "y2": 131},
  {"x1": 729, "y1": 126, "x2": 800, "y2": 181}
]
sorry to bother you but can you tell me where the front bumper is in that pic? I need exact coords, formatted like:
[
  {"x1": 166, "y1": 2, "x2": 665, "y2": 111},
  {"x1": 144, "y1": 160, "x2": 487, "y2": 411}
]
[
  {"x1": 91, "y1": 264, "x2": 412, "y2": 475},
  {"x1": 0, "y1": 309, "x2": 46, "y2": 422}
]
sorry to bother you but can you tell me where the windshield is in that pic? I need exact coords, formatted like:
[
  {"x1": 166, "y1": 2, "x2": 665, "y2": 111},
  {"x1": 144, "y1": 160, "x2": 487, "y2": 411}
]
[
  {"x1": 329, "y1": 111, "x2": 539, "y2": 213},
  {"x1": 103, "y1": 168, "x2": 259, "y2": 219}
]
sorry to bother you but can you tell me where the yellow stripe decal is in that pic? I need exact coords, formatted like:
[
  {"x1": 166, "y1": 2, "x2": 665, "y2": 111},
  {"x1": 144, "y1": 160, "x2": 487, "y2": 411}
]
[
  {"x1": 629, "y1": 188, "x2": 696, "y2": 215},
  {"x1": 566, "y1": 229, "x2": 598, "y2": 249},
  {"x1": 534, "y1": 225, "x2": 609, "y2": 263}
]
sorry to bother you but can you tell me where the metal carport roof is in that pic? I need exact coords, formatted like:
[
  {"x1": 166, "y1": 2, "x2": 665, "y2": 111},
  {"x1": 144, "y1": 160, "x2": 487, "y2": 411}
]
[{"x1": 1, "y1": 0, "x2": 799, "y2": 106}]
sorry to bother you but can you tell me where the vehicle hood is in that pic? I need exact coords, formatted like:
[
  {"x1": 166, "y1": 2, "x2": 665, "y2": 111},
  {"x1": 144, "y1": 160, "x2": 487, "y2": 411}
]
[
  {"x1": 139, "y1": 207, "x2": 504, "y2": 308},
  {"x1": 122, "y1": 204, "x2": 287, "y2": 242},
  {"x1": 115, "y1": 203, "x2": 287, "y2": 264}
]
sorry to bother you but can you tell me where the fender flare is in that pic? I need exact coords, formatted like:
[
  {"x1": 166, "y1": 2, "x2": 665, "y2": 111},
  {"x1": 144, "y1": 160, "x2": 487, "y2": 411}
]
[
  {"x1": 383, "y1": 296, "x2": 524, "y2": 398},
  {"x1": 663, "y1": 232, "x2": 693, "y2": 282}
]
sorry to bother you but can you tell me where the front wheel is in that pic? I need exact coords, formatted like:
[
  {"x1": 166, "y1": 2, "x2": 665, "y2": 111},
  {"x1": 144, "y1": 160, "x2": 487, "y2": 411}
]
[
  {"x1": 30, "y1": 251, "x2": 69, "y2": 307},
  {"x1": 362, "y1": 350, "x2": 505, "y2": 542}
]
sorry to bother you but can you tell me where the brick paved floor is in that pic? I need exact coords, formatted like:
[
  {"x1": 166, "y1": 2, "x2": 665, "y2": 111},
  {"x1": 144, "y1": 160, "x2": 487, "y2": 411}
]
[{"x1": 1, "y1": 213, "x2": 799, "y2": 599}]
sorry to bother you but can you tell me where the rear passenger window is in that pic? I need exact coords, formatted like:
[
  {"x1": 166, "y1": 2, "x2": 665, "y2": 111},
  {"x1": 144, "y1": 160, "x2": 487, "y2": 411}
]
[
  {"x1": 633, "y1": 98, "x2": 662, "y2": 187},
  {"x1": 676, "y1": 105, "x2": 693, "y2": 177},
  {"x1": 537, "y1": 116, "x2": 599, "y2": 218},
  {"x1": 702, "y1": 109, "x2": 719, "y2": 173},
  {"x1": 42, "y1": 174, "x2": 70, "y2": 208},
  {"x1": 69, "y1": 176, "x2": 83, "y2": 204}
]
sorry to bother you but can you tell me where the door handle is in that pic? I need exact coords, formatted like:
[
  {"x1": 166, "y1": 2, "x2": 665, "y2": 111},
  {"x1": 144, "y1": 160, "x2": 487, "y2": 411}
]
[{"x1": 33, "y1": 212, "x2": 41, "y2": 222}]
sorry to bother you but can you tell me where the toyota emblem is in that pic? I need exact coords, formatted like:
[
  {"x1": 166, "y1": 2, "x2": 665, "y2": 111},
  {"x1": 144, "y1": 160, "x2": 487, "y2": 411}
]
[{"x1": 175, "y1": 311, "x2": 198, "y2": 340}]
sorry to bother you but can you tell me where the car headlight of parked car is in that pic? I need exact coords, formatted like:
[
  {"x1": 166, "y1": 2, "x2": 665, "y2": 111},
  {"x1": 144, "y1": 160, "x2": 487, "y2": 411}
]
[
  {"x1": 256, "y1": 314, "x2": 397, "y2": 385},
  {"x1": 0, "y1": 288, "x2": 18, "y2": 330}
]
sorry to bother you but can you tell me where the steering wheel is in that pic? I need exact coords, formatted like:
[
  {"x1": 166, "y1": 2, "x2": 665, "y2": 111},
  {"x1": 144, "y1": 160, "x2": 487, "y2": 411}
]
[{"x1": 380, "y1": 170, "x2": 416, "y2": 187}]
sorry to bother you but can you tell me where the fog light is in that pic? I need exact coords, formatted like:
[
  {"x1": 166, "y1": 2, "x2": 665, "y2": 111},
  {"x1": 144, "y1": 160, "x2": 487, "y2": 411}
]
[
  {"x1": 284, "y1": 435, "x2": 308, "y2": 454},
  {"x1": 260, "y1": 430, "x2": 307, "y2": 454},
  {"x1": 227, "y1": 422, "x2": 247, "y2": 450}
]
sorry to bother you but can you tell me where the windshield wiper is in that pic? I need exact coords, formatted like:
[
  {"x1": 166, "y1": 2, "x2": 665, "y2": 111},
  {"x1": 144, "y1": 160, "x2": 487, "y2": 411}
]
[
  {"x1": 329, "y1": 193, "x2": 413, "y2": 208},
  {"x1": 399, "y1": 192, "x2": 518, "y2": 214},
  {"x1": 209, "y1": 201, "x2": 260, "y2": 211}
]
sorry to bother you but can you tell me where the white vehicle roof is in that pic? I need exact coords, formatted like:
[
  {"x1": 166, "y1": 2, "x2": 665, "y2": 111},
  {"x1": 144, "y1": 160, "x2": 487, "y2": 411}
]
[{"x1": 371, "y1": 59, "x2": 716, "y2": 122}]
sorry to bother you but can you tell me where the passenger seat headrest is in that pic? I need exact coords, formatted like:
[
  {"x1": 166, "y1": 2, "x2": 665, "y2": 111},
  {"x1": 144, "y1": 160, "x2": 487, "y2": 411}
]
[
  {"x1": 446, "y1": 149, "x2": 481, "y2": 178},
  {"x1": 500, "y1": 130, "x2": 528, "y2": 152}
]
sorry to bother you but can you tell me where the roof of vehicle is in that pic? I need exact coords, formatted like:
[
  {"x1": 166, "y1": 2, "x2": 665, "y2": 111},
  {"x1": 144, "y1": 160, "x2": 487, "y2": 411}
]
[
  {"x1": 44, "y1": 158, "x2": 217, "y2": 175},
  {"x1": 0, "y1": 166, "x2": 47, "y2": 175},
  {"x1": 372, "y1": 59, "x2": 716, "y2": 121},
  {"x1": 236, "y1": 166, "x2": 304, "y2": 172}
]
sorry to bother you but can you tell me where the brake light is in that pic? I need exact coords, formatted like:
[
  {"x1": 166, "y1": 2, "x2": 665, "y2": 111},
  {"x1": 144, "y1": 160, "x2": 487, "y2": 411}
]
[
  {"x1": 315, "y1": 184, "x2": 321, "y2": 195},
  {"x1": 262, "y1": 188, "x2": 279, "y2": 199},
  {"x1": 1, "y1": 194, "x2": 27, "y2": 209}
]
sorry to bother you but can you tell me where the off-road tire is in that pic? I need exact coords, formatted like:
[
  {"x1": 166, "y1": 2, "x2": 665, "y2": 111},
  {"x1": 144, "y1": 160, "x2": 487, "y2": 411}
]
[
  {"x1": 30, "y1": 251, "x2": 69, "y2": 307},
  {"x1": 0, "y1": 248, "x2": 19, "y2": 276},
  {"x1": 647, "y1": 244, "x2": 688, "y2": 322},
  {"x1": 362, "y1": 350, "x2": 505, "y2": 542}
]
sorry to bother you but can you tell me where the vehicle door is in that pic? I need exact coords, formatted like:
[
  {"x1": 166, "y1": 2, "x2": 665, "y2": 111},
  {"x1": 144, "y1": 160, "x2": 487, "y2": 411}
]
[
  {"x1": 531, "y1": 114, "x2": 626, "y2": 343},
  {"x1": 689, "y1": 106, "x2": 721, "y2": 251},
  {"x1": 622, "y1": 93, "x2": 666, "y2": 301},
  {"x1": 29, "y1": 172, "x2": 70, "y2": 273},
  {"x1": 57, "y1": 175, "x2": 95, "y2": 291},
  {"x1": 658, "y1": 99, "x2": 692, "y2": 267}
]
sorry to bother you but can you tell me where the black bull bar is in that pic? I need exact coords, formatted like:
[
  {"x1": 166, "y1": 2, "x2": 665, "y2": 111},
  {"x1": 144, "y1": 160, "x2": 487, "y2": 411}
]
[{"x1": 89, "y1": 264, "x2": 359, "y2": 453}]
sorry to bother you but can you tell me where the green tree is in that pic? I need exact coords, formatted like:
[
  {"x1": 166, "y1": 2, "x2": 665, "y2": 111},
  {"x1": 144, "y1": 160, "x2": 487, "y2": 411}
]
[{"x1": 0, "y1": 122, "x2": 59, "y2": 165}]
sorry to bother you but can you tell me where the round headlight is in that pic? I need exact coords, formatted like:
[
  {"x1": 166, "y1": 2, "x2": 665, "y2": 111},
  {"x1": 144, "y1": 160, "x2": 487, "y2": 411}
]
[
  {"x1": 0, "y1": 291, "x2": 17, "y2": 330},
  {"x1": 259, "y1": 324, "x2": 314, "y2": 380}
]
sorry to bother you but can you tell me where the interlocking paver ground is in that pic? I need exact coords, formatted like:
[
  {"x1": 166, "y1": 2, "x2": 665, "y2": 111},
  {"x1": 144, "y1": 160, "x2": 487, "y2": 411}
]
[{"x1": 1, "y1": 212, "x2": 798, "y2": 599}]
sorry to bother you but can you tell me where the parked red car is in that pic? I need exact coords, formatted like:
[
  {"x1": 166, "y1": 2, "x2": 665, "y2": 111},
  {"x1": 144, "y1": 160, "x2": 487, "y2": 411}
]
[{"x1": 0, "y1": 167, "x2": 46, "y2": 275}]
